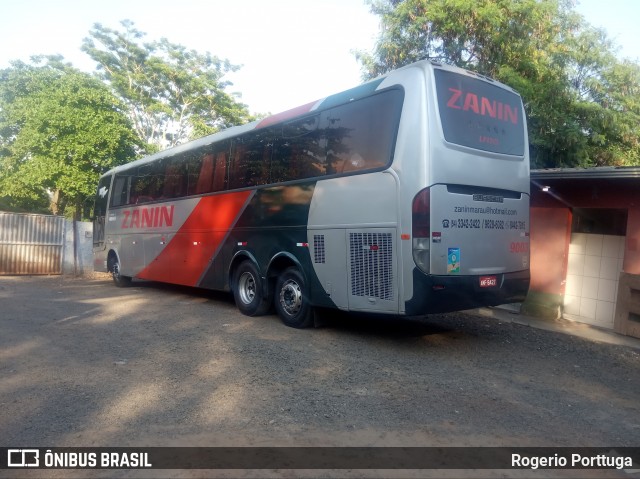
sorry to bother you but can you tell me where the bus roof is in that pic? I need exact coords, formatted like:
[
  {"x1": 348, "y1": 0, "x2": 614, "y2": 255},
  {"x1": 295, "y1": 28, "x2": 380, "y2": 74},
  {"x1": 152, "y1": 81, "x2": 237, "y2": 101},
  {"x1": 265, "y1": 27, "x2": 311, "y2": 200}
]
[{"x1": 102, "y1": 59, "x2": 520, "y2": 177}]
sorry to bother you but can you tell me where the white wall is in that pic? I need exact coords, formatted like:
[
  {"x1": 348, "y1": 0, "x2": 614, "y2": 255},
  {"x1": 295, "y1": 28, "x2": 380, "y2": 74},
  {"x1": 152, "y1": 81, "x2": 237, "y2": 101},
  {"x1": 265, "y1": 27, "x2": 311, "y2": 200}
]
[
  {"x1": 62, "y1": 220, "x2": 94, "y2": 275},
  {"x1": 563, "y1": 233, "x2": 625, "y2": 329}
]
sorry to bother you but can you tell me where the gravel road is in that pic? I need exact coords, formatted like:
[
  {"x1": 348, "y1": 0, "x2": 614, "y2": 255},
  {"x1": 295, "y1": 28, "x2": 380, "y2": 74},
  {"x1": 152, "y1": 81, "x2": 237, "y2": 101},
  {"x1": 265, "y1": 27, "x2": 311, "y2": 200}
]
[{"x1": 1, "y1": 275, "x2": 639, "y2": 476}]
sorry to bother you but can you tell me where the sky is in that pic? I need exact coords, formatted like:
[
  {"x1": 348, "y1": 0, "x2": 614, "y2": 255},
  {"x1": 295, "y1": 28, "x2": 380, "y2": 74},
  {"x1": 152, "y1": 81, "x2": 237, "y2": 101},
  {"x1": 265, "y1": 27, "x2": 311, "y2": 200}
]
[{"x1": 0, "y1": 0, "x2": 638, "y2": 115}]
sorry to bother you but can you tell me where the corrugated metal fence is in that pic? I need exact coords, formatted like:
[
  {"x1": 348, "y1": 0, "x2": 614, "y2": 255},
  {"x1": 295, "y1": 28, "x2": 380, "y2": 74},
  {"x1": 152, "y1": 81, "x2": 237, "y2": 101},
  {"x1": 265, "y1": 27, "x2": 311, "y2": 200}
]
[{"x1": 0, "y1": 212, "x2": 65, "y2": 275}]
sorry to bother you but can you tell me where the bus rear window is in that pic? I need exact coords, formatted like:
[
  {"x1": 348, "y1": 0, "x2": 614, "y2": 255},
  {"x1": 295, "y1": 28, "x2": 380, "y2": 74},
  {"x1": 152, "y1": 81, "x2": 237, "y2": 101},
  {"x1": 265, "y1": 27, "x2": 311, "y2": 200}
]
[{"x1": 434, "y1": 69, "x2": 525, "y2": 156}]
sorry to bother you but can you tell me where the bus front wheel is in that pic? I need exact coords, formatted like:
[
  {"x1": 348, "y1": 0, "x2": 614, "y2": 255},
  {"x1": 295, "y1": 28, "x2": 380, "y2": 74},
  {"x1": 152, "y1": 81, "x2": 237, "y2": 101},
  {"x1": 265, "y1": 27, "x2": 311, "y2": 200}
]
[
  {"x1": 111, "y1": 260, "x2": 132, "y2": 287},
  {"x1": 274, "y1": 267, "x2": 313, "y2": 328},
  {"x1": 232, "y1": 261, "x2": 270, "y2": 316}
]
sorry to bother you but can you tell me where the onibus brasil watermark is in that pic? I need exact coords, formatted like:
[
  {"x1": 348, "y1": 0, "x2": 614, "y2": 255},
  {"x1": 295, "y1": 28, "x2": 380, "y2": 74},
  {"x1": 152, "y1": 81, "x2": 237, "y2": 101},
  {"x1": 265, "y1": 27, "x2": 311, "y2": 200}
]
[
  {"x1": 3, "y1": 447, "x2": 638, "y2": 470},
  {"x1": 7, "y1": 449, "x2": 151, "y2": 469}
]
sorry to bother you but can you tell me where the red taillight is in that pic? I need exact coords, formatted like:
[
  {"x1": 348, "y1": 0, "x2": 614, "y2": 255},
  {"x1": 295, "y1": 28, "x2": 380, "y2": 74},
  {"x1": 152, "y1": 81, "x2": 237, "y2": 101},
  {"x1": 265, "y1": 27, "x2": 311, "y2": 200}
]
[
  {"x1": 412, "y1": 188, "x2": 431, "y2": 238},
  {"x1": 412, "y1": 188, "x2": 431, "y2": 274}
]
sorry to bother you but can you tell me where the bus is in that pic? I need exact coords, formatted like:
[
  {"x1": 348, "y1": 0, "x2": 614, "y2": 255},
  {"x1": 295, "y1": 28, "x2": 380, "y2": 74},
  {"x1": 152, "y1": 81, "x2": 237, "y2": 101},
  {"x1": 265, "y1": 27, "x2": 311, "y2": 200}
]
[{"x1": 93, "y1": 60, "x2": 530, "y2": 328}]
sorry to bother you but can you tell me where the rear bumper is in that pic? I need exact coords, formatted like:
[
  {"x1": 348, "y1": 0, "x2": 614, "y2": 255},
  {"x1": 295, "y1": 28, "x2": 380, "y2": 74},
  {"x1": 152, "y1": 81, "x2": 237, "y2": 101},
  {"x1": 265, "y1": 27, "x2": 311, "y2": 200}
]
[{"x1": 405, "y1": 268, "x2": 530, "y2": 315}]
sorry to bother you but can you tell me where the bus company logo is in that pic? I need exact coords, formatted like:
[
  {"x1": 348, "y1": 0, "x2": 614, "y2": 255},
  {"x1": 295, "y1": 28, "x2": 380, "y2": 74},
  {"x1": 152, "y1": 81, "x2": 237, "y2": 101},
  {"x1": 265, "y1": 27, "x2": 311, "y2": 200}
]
[
  {"x1": 8, "y1": 449, "x2": 39, "y2": 467},
  {"x1": 447, "y1": 88, "x2": 519, "y2": 125},
  {"x1": 121, "y1": 205, "x2": 174, "y2": 229}
]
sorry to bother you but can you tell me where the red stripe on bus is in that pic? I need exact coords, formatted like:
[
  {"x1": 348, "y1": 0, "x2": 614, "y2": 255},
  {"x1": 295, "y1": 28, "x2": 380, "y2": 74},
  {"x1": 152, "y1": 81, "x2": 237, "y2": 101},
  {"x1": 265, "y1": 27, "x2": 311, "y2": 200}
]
[
  {"x1": 136, "y1": 191, "x2": 252, "y2": 286},
  {"x1": 255, "y1": 101, "x2": 318, "y2": 129}
]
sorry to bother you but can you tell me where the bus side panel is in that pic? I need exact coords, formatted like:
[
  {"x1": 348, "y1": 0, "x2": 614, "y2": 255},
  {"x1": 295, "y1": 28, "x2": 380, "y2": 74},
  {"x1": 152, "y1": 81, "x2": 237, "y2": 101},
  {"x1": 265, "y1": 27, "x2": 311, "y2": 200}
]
[
  {"x1": 104, "y1": 198, "x2": 200, "y2": 278},
  {"x1": 197, "y1": 184, "x2": 322, "y2": 299},
  {"x1": 193, "y1": 175, "x2": 399, "y2": 313},
  {"x1": 307, "y1": 173, "x2": 399, "y2": 313},
  {"x1": 119, "y1": 234, "x2": 145, "y2": 276},
  {"x1": 307, "y1": 229, "x2": 349, "y2": 310},
  {"x1": 136, "y1": 192, "x2": 253, "y2": 286},
  {"x1": 380, "y1": 66, "x2": 429, "y2": 313}
]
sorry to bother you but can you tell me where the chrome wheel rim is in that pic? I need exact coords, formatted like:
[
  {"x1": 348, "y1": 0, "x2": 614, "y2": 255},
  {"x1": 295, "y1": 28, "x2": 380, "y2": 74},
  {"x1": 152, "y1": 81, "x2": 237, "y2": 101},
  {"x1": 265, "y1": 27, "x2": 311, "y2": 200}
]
[
  {"x1": 238, "y1": 271, "x2": 257, "y2": 305},
  {"x1": 279, "y1": 279, "x2": 302, "y2": 316}
]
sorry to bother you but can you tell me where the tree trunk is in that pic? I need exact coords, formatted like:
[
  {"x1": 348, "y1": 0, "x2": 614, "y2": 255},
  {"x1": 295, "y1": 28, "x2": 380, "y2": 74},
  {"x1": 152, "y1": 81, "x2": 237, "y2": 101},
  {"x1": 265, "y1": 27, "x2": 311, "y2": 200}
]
[
  {"x1": 73, "y1": 197, "x2": 82, "y2": 276},
  {"x1": 50, "y1": 189, "x2": 60, "y2": 216}
]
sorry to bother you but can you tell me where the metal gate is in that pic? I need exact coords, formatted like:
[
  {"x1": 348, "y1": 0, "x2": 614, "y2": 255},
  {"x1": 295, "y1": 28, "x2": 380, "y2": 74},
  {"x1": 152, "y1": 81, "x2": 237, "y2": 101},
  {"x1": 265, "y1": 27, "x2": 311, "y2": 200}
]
[{"x1": 0, "y1": 212, "x2": 65, "y2": 275}]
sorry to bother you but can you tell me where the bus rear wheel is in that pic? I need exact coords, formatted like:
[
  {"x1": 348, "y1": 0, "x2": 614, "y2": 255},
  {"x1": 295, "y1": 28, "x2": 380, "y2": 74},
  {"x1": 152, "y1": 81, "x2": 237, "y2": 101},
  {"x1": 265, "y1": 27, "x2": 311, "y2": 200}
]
[
  {"x1": 232, "y1": 261, "x2": 270, "y2": 316},
  {"x1": 274, "y1": 267, "x2": 313, "y2": 328}
]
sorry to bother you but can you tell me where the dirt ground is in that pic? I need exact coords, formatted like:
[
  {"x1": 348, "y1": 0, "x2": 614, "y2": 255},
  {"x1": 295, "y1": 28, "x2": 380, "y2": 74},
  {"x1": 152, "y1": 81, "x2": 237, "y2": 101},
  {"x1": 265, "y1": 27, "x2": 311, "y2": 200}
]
[{"x1": 1, "y1": 275, "x2": 639, "y2": 478}]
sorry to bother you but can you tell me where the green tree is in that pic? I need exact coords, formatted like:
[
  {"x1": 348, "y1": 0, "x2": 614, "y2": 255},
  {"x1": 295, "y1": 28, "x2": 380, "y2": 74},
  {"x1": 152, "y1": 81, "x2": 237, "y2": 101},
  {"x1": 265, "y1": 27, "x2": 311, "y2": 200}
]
[
  {"x1": 82, "y1": 20, "x2": 255, "y2": 153},
  {"x1": 0, "y1": 57, "x2": 139, "y2": 218},
  {"x1": 358, "y1": 0, "x2": 640, "y2": 167}
]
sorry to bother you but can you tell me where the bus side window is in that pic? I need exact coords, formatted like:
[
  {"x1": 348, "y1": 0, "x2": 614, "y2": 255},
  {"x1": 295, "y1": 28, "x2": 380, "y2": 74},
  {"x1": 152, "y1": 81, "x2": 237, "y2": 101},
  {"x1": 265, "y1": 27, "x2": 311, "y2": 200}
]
[
  {"x1": 212, "y1": 151, "x2": 227, "y2": 192},
  {"x1": 252, "y1": 136, "x2": 272, "y2": 186},
  {"x1": 196, "y1": 153, "x2": 215, "y2": 194},
  {"x1": 163, "y1": 158, "x2": 187, "y2": 198},
  {"x1": 185, "y1": 154, "x2": 201, "y2": 196},
  {"x1": 111, "y1": 175, "x2": 131, "y2": 207},
  {"x1": 276, "y1": 115, "x2": 323, "y2": 181},
  {"x1": 135, "y1": 161, "x2": 165, "y2": 203},
  {"x1": 229, "y1": 133, "x2": 271, "y2": 189},
  {"x1": 322, "y1": 89, "x2": 403, "y2": 175}
]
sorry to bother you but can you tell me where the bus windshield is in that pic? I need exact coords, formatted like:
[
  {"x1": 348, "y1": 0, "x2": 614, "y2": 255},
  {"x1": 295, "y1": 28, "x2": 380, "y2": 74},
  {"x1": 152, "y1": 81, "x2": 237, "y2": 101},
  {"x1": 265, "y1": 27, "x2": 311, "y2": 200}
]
[{"x1": 434, "y1": 68, "x2": 525, "y2": 156}]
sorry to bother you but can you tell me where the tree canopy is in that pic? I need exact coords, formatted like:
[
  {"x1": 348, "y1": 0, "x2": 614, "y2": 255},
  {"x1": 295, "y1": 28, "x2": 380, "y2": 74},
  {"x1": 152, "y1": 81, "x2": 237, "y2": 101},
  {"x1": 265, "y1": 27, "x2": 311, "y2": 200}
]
[
  {"x1": 0, "y1": 58, "x2": 139, "y2": 218},
  {"x1": 1, "y1": 21, "x2": 257, "y2": 216},
  {"x1": 82, "y1": 20, "x2": 255, "y2": 153},
  {"x1": 357, "y1": 0, "x2": 640, "y2": 168}
]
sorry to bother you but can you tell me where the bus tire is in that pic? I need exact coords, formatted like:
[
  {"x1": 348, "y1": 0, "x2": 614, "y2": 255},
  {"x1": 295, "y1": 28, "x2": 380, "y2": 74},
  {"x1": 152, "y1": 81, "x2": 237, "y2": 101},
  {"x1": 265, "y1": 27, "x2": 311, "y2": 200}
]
[
  {"x1": 112, "y1": 260, "x2": 132, "y2": 287},
  {"x1": 232, "y1": 261, "x2": 270, "y2": 316},
  {"x1": 274, "y1": 267, "x2": 313, "y2": 328}
]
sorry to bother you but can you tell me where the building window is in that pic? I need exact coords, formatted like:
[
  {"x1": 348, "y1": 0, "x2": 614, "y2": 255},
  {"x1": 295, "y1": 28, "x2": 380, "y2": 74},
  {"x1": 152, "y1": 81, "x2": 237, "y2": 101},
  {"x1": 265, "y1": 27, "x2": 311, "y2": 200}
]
[{"x1": 571, "y1": 208, "x2": 627, "y2": 236}]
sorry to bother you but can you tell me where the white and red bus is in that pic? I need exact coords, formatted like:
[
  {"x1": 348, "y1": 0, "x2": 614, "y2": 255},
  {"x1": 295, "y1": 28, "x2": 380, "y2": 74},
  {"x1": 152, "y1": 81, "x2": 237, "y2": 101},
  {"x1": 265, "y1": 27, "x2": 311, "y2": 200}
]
[{"x1": 93, "y1": 60, "x2": 530, "y2": 328}]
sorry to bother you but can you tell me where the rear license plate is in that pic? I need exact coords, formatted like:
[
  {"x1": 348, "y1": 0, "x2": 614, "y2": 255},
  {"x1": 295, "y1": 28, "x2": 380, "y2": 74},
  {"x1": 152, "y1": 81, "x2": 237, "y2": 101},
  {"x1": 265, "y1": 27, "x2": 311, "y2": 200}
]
[{"x1": 479, "y1": 276, "x2": 497, "y2": 288}]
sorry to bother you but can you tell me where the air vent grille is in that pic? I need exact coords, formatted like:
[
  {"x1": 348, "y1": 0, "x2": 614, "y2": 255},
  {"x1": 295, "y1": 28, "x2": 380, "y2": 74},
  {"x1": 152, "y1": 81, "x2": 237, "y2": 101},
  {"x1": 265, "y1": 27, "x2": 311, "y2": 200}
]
[
  {"x1": 349, "y1": 232, "x2": 393, "y2": 300},
  {"x1": 313, "y1": 235, "x2": 325, "y2": 264}
]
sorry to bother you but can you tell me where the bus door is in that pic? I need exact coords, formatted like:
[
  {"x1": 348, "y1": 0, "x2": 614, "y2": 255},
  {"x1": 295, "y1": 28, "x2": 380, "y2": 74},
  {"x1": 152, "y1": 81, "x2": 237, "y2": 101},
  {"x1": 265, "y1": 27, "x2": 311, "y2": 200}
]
[{"x1": 93, "y1": 175, "x2": 112, "y2": 251}]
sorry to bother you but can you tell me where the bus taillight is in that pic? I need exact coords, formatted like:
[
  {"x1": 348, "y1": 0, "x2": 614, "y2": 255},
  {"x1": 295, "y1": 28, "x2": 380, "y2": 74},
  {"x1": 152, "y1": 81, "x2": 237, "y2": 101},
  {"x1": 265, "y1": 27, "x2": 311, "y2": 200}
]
[{"x1": 412, "y1": 188, "x2": 431, "y2": 274}]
